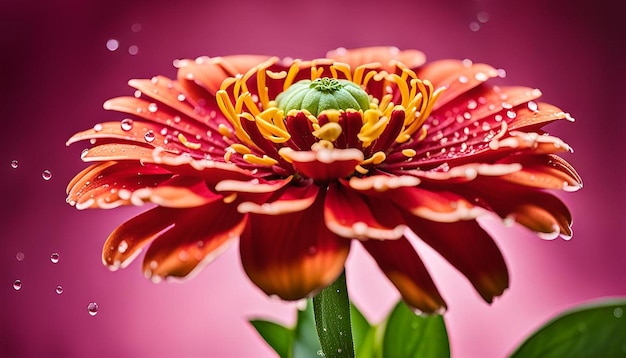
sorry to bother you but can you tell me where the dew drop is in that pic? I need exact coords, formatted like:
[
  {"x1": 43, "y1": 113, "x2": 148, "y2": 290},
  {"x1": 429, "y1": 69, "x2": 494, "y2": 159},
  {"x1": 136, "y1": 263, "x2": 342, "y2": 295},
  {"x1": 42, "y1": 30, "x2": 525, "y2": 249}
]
[
  {"x1": 56, "y1": 285, "x2": 64, "y2": 294},
  {"x1": 469, "y1": 22, "x2": 480, "y2": 32},
  {"x1": 87, "y1": 302, "x2": 99, "y2": 316},
  {"x1": 337, "y1": 349, "x2": 343, "y2": 353},
  {"x1": 614, "y1": 307, "x2": 623, "y2": 318},
  {"x1": 497, "y1": 68, "x2": 507, "y2": 78},
  {"x1": 13, "y1": 280, "x2": 22, "y2": 291},
  {"x1": 128, "y1": 45, "x2": 139, "y2": 56},
  {"x1": 10, "y1": 160, "x2": 18, "y2": 169},
  {"x1": 477, "y1": 11, "x2": 490, "y2": 23},
  {"x1": 106, "y1": 39, "x2": 119, "y2": 51},
  {"x1": 147, "y1": 103, "x2": 158, "y2": 113},
  {"x1": 42, "y1": 170, "x2": 52, "y2": 181},
  {"x1": 120, "y1": 119, "x2": 134, "y2": 131},
  {"x1": 527, "y1": 101, "x2": 539, "y2": 112},
  {"x1": 144, "y1": 130, "x2": 156, "y2": 143},
  {"x1": 50, "y1": 252, "x2": 60, "y2": 264},
  {"x1": 474, "y1": 72, "x2": 488, "y2": 81},
  {"x1": 93, "y1": 123, "x2": 103, "y2": 132},
  {"x1": 458, "y1": 75, "x2": 469, "y2": 84},
  {"x1": 118, "y1": 240, "x2": 129, "y2": 254},
  {"x1": 506, "y1": 110, "x2": 517, "y2": 119},
  {"x1": 467, "y1": 99, "x2": 478, "y2": 110},
  {"x1": 131, "y1": 23, "x2": 142, "y2": 32},
  {"x1": 177, "y1": 94, "x2": 186, "y2": 102},
  {"x1": 16, "y1": 252, "x2": 25, "y2": 261}
]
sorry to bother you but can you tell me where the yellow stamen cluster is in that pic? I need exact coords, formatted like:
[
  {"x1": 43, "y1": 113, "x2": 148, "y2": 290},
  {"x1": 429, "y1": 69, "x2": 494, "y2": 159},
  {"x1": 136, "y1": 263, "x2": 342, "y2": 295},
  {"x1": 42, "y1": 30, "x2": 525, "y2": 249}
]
[{"x1": 215, "y1": 57, "x2": 443, "y2": 170}]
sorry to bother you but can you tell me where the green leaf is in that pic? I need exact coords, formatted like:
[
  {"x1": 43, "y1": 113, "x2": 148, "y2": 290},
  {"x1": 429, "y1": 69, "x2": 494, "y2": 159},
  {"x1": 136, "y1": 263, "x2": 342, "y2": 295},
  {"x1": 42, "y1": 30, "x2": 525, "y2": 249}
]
[
  {"x1": 511, "y1": 298, "x2": 626, "y2": 358},
  {"x1": 293, "y1": 300, "x2": 322, "y2": 357},
  {"x1": 250, "y1": 320, "x2": 292, "y2": 358},
  {"x1": 350, "y1": 302, "x2": 372, "y2": 356},
  {"x1": 382, "y1": 301, "x2": 450, "y2": 358}
]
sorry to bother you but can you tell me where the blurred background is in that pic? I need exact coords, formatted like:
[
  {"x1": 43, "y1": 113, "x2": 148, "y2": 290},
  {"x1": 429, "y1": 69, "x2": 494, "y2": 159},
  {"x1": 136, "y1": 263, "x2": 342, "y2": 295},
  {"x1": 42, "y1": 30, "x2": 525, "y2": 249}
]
[{"x1": 1, "y1": 0, "x2": 624, "y2": 356}]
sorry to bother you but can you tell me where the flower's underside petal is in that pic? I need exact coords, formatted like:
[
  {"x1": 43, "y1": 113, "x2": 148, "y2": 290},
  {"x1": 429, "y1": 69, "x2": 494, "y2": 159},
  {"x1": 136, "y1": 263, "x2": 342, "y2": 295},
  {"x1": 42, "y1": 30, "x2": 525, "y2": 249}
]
[
  {"x1": 66, "y1": 161, "x2": 174, "y2": 209},
  {"x1": 240, "y1": 193, "x2": 350, "y2": 300},
  {"x1": 176, "y1": 55, "x2": 271, "y2": 97},
  {"x1": 508, "y1": 102, "x2": 574, "y2": 131},
  {"x1": 324, "y1": 183, "x2": 406, "y2": 240},
  {"x1": 102, "y1": 206, "x2": 181, "y2": 271},
  {"x1": 326, "y1": 46, "x2": 427, "y2": 73},
  {"x1": 279, "y1": 148, "x2": 363, "y2": 182},
  {"x1": 460, "y1": 182, "x2": 573, "y2": 239},
  {"x1": 141, "y1": 201, "x2": 246, "y2": 282},
  {"x1": 361, "y1": 237, "x2": 446, "y2": 313},
  {"x1": 415, "y1": 60, "x2": 498, "y2": 110},
  {"x1": 67, "y1": 120, "x2": 179, "y2": 150},
  {"x1": 237, "y1": 182, "x2": 319, "y2": 215},
  {"x1": 348, "y1": 177, "x2": 483, "y2": 223},
  {"x1": 496, "y1": 154, "x2": 582, "y2": 192},
  {"x1": 403, "y1": 217, "x2": 509, "y2": 303}
]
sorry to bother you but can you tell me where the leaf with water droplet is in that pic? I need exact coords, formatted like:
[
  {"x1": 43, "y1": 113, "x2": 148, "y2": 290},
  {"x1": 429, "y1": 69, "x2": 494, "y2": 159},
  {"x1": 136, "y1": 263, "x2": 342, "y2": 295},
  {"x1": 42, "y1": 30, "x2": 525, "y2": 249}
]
[{"x1": 511, "y1": 298, "x2": 626, "y2": 358}]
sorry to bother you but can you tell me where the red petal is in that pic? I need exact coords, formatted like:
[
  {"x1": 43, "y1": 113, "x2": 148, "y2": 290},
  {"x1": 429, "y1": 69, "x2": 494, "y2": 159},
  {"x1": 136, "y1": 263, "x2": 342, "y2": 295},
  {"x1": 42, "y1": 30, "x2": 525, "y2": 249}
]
[
  {"x1": 237, "y1": 182, "x2": 319, "y2": 215},
  {"x1": 324, "y1": 183, "x2": 406, "y2": 240},
  {"x1": 240, "y1": 192, "x2": 350, "y2": 300},
  {"x1": 497, "y1": 154, "x2": 582, "y2": 192},
  {"x1": 361, "y1": 238, "x2": 446, "y2": 313},
  {"x1": 142, "y1": 201, "x2": 246, "y2": 282},
  {"x1": 404, "y1": 217, "x2": 509, "y2": 303},
  {"x1": 279, "y1": 148, "x2": 363, "y2": 182}
]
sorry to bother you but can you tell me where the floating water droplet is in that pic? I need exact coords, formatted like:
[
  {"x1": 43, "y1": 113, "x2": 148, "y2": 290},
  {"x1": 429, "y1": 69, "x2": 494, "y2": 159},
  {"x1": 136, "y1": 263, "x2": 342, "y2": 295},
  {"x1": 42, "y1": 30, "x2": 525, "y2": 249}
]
[
  {"x1": 42, "y1": 170, "x2": 52, "y2": 181},
  {"x1": 16, "y1": 252, "x2": 25, "y2": 261},
  {"x1": 10, "y1": 160, "x2": 18, "y2": 169},
  {"x1": 13, "y1": 280, "x2": 22, "y2": 290},
  {"x1": 128, "y1": 45, "x2": 139, "y2": 56},
  {"x1": 106, "y1": 39, "x2": 119, "y2": 51},
  {"x1": 477, "y1": 11, "x2": 490, "y2": 23},
  {"x1": 144, "y1": 130, "x2": 155, "y2": 143},
  {"x1": 131, "y1": 23, "x2": 142, "y2": 32},
  {"x1": 469, "y1": 22, "x2": 480, "y2": 32},
  {"x1": 120, "y1": 119, "x2": 133, "y2": 131},
  {"x1": 147, "y1": 103, "x2": 158, "y2": 113},
  {"x1": 56, "y1": 285, "x2": 64, "y2": 294},
  {"x1": 50, "y1": 252, "x2": 60, "y2": 264},
  {"x1": 87, "y1": 302, "x2": 99, "y2": 316},
  {"x1": 614, "y1": 307, "x2": 623, "y2": 318}
]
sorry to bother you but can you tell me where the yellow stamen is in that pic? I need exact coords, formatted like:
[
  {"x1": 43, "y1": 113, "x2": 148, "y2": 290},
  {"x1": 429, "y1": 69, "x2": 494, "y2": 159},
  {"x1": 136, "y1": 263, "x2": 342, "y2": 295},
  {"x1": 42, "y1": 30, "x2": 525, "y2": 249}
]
[
  {"x1": 178, "y1": 133, "x2": 201, "y2": 150},
  {"x1": 218, "y1": 123, "x2": 232, "y2": 137},
  {"x1": 402, "y1": 149, "x2": 417, "y2": 157},
  {"x1": 330, "y1": 62, "x2": 352, "y2": 81},
  {"x1": 229, "y1": 143, "x2": 252, "y2": 154},
  {"x1": 243, "y1": 154, "x2": 278, "y2": 166},
  {"x1": 223, "y1": 193, "x2": 237, "y2": 203},
  {"x1": 312, "y1": 122, "x2": 343, "y2": 142},
  {"x1": 360, "y1": 151, "x2": 386, "y2": 166},
  {"x1": 266, "y1": 70, "x2": 287, "y2": 80},
  {"x1": 355, "y1": 165, "x2": 369, "y2": 175},
  {"x1": 353, "y1": 63, "x2": 381, "y2": 86},
  {"x1": 283, "y1": 60, "x2": 301, "y2": 91}
]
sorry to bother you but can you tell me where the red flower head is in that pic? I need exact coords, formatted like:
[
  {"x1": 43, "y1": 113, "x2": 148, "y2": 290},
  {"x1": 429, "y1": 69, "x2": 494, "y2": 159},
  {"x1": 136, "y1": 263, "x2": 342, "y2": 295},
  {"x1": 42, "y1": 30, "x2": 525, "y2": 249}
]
[{"x1": 67, "y1": 47, "x2": 581, "y2": 313}]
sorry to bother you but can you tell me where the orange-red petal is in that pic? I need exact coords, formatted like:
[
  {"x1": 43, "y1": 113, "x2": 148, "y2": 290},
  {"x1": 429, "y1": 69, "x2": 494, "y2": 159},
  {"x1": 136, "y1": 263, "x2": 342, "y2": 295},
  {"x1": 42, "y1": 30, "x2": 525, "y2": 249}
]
[
  {"x1": 279, "y1": 147, "x2": 363, "y2": 183},
  {"x1": 326, "y1": 46, "x2": 426, "y2": 73},
  {"x1": 361, "y1": 237, "x2": 446, "y2": 313},
  {"x1": 239, "y1": 192, "x2": 350, "y2": 300}
]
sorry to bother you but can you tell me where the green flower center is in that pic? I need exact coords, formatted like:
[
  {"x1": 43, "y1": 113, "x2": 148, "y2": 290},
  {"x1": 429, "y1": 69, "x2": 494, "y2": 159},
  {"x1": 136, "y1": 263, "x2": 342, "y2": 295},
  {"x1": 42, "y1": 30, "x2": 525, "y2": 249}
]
[{"x1": 276, "y1": 77, "x2": 371, "y2": 116}]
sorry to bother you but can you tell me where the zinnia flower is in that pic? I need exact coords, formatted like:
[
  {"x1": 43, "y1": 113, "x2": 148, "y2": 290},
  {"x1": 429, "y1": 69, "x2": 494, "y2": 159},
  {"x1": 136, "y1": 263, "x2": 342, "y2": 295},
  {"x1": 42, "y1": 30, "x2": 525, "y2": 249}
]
[{"x1": 67, "y1": 46, "x2": 581, "y2": 313}]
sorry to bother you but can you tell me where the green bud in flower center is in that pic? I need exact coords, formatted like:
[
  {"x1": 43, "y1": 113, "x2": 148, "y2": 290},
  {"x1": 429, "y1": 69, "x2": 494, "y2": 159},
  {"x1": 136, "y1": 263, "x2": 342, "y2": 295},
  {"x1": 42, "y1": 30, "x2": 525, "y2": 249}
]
[{"x1": 276, "y1": 77, "x2": 370, "y2": 117}]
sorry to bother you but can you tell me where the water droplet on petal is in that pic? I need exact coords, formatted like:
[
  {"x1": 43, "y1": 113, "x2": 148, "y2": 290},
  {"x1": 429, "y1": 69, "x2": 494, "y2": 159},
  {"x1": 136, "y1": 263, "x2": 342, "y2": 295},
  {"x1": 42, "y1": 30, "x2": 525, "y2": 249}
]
[
  {"x1": 50, "y1": 252, "x2": 60, "y2": 264},
  {"x1": 458, "y1": 75, "x2": 469, "y2": 84},
  {"x1": 16, "y1": 252, "x2": 24, "y2": 261},
  {"x1": 120, "y1": 119, "x2": 133, "y2": 131},
  {"x1": 10, "y1": 160, "x2": 18, "y2": 169},
  {"x1": 147, "y1": 103, "x2": 158, "y2": 113},
  {"x1": 56, "y1": 285, "x2": 64, "y2": 294},
  {"x1": 506, "y1": 110, "x2": 517, "y2": 119},
  {"x1": 42, "y1": 170, "x2": 52, "y2": 181},
  {"x1": 93, "y1": 123, "x2": 103, "y2": 132},
  {"x1": 118, "y1": 240, "x2": 128, "y2": 253},
  {"x1": 13, "y1": 280, "x2": 22, "y2": 290},
  {"x1": 106, "y1": 39, "x2": 119, "y2": 51},
  {"x1": 474, "y1": 72, "x2": 488, "y2": 81},
  {"x1": 87, "y1": 302, "x2": 99, "y2": 316},
  {"x1": 144, "y1": 130, "x2": 155, "y2": 143},
  {"x1": 527, "y1": 101, "x2": 539, "y2": 112}
]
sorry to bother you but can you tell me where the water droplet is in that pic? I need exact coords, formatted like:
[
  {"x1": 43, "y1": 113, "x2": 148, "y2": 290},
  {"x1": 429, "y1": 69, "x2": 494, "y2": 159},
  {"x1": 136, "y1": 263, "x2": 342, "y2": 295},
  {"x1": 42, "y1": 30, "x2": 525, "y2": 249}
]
[
  {"x1": 120, "y1": 119, "x2": 134, "y2": 131},
  {"x1": 56, "y1": 285, "x2": 64, "y2": 294},
  {"x1": 42, "y1": 170, "x2": 52, "y2": 181},
  {"x1": 10, "y1": 160, "x2": 18, "y2": 169},
  {"x1": 177, "y1": 94, "x2": 186, "y2": 102},
  {"x1": 614, "y1": 307, "x2": 623, "y2": 318},
  {"x1": 106, "y1": 39, "x2": 119, "y2": 51},
  {"x1": 87, "y1": 302, "x2": 99, "y2": 316},
  {"x1": 527, "y1": 101, "x2": 539, "y2": 112},
  {"x1": 474, "y1": 72, "x2": 488, "y2": 81},
  {"x1": 13, "y1": 280, "x2": 22, "y2": 290},
  {"x1": 118, "y1": 240, "x2": 129, "y2": 254},
  {"x1": 506, "y1": 110, "x2": 517, "y2": 119},
  {"x1": 50, "y1": 252, "x2": 60, "y2": 264},
  {"x1": 147, "y1": 103, "x2": 158, "y2": 113},
  {"x1": 16, "y1": 252, "x2": 25, "y2": 261},
  {"x1": 469, "y1": 22, "x2": 480, "y2": 32},
  {"x1": 128, "y1": 45, "x2": 139, "y2": 56},
  {"x1": 458, "y1": 75, "x2": 469, "y2": 84},
  {"x1": 337, "y1": 349, "x2": 343, "y2": 353},
  {"x1": 467, "y1": 99, "x2": 478, "y2": 110},
  {"x1": 131, "y1": 23, "x2": 142, "y2": 32},
  {"x1": 497, "y1": 68, "x2": 507, "y2": 78},
  {"x1": 477, "y1": 11, "x2": 490, "y2": 23},
  {"x1": 144, "y1": 130, "x2": 156, "y2": 143}
]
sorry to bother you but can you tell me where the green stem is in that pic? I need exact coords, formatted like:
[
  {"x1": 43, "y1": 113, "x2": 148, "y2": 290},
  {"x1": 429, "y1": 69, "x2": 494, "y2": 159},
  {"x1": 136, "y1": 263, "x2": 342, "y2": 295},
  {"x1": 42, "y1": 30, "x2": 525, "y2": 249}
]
[{"x1": 312, "y1": 270, "x2": 355, "y2": 358}]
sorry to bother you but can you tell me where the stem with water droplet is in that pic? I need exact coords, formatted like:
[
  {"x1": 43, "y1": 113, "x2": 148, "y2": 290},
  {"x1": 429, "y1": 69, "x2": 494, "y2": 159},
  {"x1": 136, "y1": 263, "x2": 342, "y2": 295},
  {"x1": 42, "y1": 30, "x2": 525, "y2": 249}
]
[{"x1": 313, "y1": 270, "x2": 355, "y2": 358}]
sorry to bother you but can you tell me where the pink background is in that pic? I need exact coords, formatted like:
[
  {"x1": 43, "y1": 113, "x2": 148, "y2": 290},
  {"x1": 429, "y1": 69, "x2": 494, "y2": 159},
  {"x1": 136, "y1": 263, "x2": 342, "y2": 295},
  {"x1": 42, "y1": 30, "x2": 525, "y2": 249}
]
[{"x1": 1, "y1": 0, "x2": 624, "y2": 356}]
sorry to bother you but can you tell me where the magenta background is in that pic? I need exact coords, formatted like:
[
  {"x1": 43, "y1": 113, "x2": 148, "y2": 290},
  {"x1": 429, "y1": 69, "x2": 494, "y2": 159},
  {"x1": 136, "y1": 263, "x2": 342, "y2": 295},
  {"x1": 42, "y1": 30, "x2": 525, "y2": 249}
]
[{"x1": 1, "y1": 0, "x2": 624, "y2": 356}]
